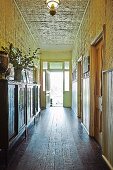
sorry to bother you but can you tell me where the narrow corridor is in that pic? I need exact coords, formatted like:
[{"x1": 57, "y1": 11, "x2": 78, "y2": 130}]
[{"x1": 6, "y1": 108, "x2": 109, "y2": 170}]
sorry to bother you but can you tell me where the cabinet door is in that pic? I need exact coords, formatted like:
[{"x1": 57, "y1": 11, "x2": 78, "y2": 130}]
[
  {"x1": 18, "y1": 84, "x2": 26, "y2": 131},
  {"x1": 26, "y1": 85, "x2": 33, "y2": 124},
  {"x1": 33, "y1": 85, "x2": 40, "y2": 115},
  {"x1": 8, "y1": 84, "x2": 16, "y2": 140}
]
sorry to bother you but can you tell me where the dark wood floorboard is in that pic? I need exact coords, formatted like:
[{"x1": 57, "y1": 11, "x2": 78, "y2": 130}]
[{"x1": 2, "y1": 107, "x2": 110, "y2": 170}]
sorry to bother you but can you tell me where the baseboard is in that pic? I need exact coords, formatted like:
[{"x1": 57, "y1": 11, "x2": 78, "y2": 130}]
[{"x1": 102, "y1": 155, "x2": 113, "y2": 170}]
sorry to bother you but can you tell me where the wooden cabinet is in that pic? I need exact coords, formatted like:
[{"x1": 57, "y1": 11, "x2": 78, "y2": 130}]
[
  {"x1": 0, "y1": 80, "x2": 26, "y2": 165},
  {"x1": 0, "y1": 80, "x2": 10, "y2": 150},
  {"x1": 0, "y1": 80, "x2": 40, "y2": 166}
]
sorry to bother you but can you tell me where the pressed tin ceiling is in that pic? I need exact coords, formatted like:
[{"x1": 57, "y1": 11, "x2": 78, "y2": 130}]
[{"x1": 15, "y1": 0, "x2": 89, "y2": 51}]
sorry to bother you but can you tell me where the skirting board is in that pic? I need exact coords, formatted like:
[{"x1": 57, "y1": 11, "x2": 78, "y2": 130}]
[{"x1": 102, "y1": 155, "x2": 113, "y2": 170}]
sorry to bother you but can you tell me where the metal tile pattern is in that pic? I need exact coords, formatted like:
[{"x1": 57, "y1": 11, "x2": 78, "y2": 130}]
[{"x1": 15, "y1": 0, "x2": 89, "y2": 51}]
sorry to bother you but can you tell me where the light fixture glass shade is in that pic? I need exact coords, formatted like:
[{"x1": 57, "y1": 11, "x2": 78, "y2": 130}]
[{"x1": 46, "y1": 0, "x2": 60, "y2": 9}]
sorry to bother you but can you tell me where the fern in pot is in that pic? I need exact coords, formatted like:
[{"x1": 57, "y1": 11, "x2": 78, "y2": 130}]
[{"x1": 2, "y1": 43, "x2": 40, "y2": 81}]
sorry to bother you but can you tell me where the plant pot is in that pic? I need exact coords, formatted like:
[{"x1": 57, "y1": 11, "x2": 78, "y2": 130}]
[
  {"x1": 0, "y1": 51, "x2": 9, "y2": 79},
  {"x1": 14, "y1": 68, "x2": 22, "y2": 81}
]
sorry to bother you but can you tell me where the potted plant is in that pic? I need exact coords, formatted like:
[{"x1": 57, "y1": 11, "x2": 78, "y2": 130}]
[
  {"x1": 1, "y1": 43, "x2": 40, "y2": 81},
  {"x1": 0, "y1": 51, "x2": 9, "y2": 79}
]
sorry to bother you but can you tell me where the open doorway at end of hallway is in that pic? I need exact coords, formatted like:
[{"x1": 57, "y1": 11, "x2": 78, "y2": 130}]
[{"x1": 50, "y1": 72, "x2": 63, "y2": 107}]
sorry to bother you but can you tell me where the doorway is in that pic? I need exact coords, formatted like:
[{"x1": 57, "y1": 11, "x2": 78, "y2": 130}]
[
  {"x1": 41, "y1": 61, "x2": 71, "y2": 108},
  {"x1": 78, "y1": 58, "x2": 83, "y2": 119},
  {"x1": 90, "y1": 36, "x2": 103, "y2": 145},
  {"x1": 94, "y1": 39, "x2": 103, "y2": 145},
  {"x1": 50, "y1": 71, "x2": 63, "y2": 107}
]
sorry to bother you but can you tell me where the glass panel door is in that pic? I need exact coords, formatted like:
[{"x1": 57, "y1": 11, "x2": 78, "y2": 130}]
[{"x1": 63, "y1": 61, "x2": 71, "y2": 107}]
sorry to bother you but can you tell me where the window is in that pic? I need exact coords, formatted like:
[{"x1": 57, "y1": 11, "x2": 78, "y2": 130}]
[{"x1": 49, "y1": 62, "x2": 63, "y2": 69}]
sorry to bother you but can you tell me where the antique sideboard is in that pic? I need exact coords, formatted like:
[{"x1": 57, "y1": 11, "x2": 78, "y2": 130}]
[{"x1": 0, "y1": 79, "x2": 40, "y2": 165}]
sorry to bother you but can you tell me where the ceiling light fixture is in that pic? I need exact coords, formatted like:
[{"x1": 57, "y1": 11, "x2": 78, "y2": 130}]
[{"x1": 46, "y1": 0, "x2": 60, "y2": 16}]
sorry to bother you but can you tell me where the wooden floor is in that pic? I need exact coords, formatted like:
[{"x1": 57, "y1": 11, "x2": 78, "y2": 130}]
[{"x1": 4, "y1": 107, "x2": 109, "y2": 170}]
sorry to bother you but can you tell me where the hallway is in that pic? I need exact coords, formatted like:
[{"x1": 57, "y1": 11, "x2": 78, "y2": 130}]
[{"x1": 6, "y1": 108, "x2": 109, "y2": 170}]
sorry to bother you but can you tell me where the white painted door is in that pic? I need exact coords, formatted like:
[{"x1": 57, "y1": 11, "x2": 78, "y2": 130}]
[{"x1": 63, "y1": 62, "x2": 71, "y2": 107}]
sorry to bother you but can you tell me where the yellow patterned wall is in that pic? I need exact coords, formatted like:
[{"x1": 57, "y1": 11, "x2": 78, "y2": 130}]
[
  {"x1": 104, "y1": 0, "x2": 113, "y2": 70},
  {"x1": 72, "y1": 0, "x2": 113, "y2": 71},
  {"x1": 0, "y1": 0, "x2": 37, "y2": 54},
  {"x1": 72, "y1": 0, "x2": 113, "y2": 168},
  {"x1": 0, "y1": 0, "x2": 40, "y2": 83},
  {"x1": 72, "y1": 0, "x2": 106, "y2": 69}
]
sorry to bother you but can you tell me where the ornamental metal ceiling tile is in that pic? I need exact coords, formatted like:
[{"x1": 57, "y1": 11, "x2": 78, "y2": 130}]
[{"x1": 15, "y1": 0, "x2": 89, "y2": 51}]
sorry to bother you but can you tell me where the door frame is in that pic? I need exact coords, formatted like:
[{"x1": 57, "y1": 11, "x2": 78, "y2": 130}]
[
  {"x1": 77, "y1": 56, "x2": 83, "y2": 119},
  {"x1": 40, "y1": 60, "x2": 72, "y2": 108},
  {"x1": 89, "y1": 25, "x2": 106, "y2": 139}
]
